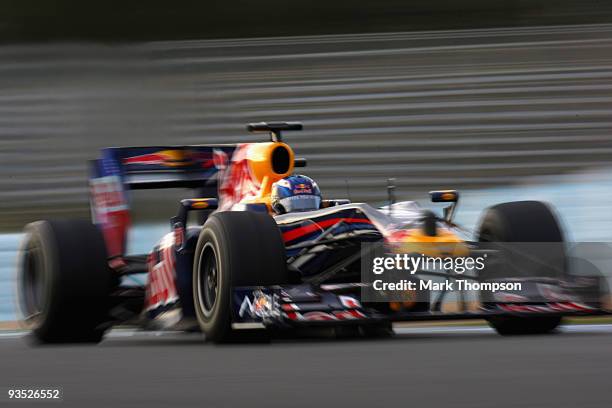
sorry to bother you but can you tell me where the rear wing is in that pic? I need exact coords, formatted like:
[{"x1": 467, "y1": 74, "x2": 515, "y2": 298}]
[
  {"x1": 89, "y1": 145, "x2": 237, "y2": 257},
  {"x1": 90, "y1": 145, "x2": 237, "y2": 190}
]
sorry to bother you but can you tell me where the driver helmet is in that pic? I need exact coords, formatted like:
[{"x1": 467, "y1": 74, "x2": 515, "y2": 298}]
[{"x1": 271, "y1": 174, "x2": 322, "y2": 214}]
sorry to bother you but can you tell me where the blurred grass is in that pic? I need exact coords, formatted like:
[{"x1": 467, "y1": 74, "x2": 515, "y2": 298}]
[{"x1": 2, "y1": 0, "x2": 612, "y2": 42}]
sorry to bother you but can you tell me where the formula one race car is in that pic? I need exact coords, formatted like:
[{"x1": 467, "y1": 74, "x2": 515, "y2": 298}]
[{"x1": 17, "y1": 122, "x2": 610, "y2": 343}]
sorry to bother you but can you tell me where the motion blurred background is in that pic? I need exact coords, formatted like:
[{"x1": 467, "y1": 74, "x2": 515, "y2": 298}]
[{"x1": 2, "y1": 0, "x2": 612, "y2": 320}]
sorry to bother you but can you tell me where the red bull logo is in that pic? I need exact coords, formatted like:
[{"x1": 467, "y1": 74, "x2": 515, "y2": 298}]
[
  {"x1": 293, "y1": 184, "x2": 312, "y2": 194},
  {"x1": 123, "y1": 149, "x2": 217, "y2": 169},
  {"x1": 216, "y1": 145, "x2": 260, "y2": 210},
  {"x1": 123, "y1": 150, "x2": 195, "y2": 167}
]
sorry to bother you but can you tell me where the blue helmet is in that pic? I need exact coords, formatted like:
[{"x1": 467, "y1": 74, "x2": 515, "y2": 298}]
[{"x1": 271, "y1": 174, "x2": 322, "y2": 214}]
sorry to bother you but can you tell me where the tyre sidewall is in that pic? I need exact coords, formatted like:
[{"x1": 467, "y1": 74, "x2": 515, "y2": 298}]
[
  {"x1": 476, "y1": 201, "x2": 566, "y2": 335},
  {"x1": 17, "y1": 222, "x2": 56, "y2": 334},
  {"x1": 192, "y1": 211, "x2": 288, "y2": 342},
  {"x1": 193, "y1": 218, "x2": 232, "y2": 339},
  {"x1": 17, "y1": 220, "x2": 110, "y2": 343}
]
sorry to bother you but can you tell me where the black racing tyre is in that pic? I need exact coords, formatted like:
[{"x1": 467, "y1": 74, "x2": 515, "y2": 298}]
[
  {"x1": 193, "y1": 211, "x2": 288, "y2": 342},
  {"x1": 18, "y1": 220, "x2": 111, "y2": 343},
  {"x1": 477, "y1": 200, "x2": 565, "y2": 244},
  {"x1": 488, "y1": 315, "x2": 562, "y2": 336},
  {"x1": 476, "y1": 201, "x2": 565, "y2": 335},
  {"x1": 359, "y1": 322, "x2": 394, "y2": 338}
]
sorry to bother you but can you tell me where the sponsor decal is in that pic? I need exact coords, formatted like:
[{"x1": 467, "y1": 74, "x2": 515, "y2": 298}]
[
  {"x1": 239, "y1": 290, "x2": 281, "y2": 320},
  {"x1": 497, "y1": 302, "x2": 593, "y2": 313},
  {"x1": 213, "y1": 148, "x2": 229, "y2": 170},
  {"x1": 282, "y1": 216, "x2": 374, "y2": 242},
  {"x1": 284, "y1": 309, "x2": 366, "y2": 321},
  {"x1": 292, "y1": 183, "x2": 312, "y2": 195},
  {"x1": 301, "y1": 311, "x2": 336, "y2": 321},
  {"x1": 90, "y1": 176, "x2": 128, "y2": 217},
  {"x1": 237, "y1": 292, "x2": 367, "y2": 323},
  {"x1": 216, "y1": 145, "x2": 261, "y2": 210},
  {"x1": 123, "y1": 149, "x2": 215, "y2": 169},
  {"x1": 281, "y1": 303, "x2": 300, "y2": 311},
  {"x1": 124, "y1": 150, "x2": 193, "y2": 167},
  {"x1": 173, "y1": 222, "x2": 184, "y2": 249},
  {"x1": 90, "y1": 176, "x2": 130, "y2": 257},
  {"x1": 145, "y1": 244, "x2": 179, "y2": 312},
  {"x1": 338, "y1": 295, "x2": 362, "y2": 309}
]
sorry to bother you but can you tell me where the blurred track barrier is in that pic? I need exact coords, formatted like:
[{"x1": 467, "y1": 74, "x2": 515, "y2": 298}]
[
  {"x1": 0, "y1": 234, "x2": 19, "y2": 322},
  {"x1": 2, "y1": 24, "x2": 612, "y2": 229}
]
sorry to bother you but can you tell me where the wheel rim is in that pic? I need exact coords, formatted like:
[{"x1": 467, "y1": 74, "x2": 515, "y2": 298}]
[
  {"x1": 21, "y1": 245, "x2": 45, "y2": 321},
  {"x1": 198, "y1": 242, "x2": 219, "y2": 317}
]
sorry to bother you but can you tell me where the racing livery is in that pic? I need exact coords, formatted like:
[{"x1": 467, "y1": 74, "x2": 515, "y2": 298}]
[{"x1": 17, "y1": 122, "x2": 610, "y2": 343}]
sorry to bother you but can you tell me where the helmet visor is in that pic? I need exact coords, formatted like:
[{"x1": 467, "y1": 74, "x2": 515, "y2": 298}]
[{"x1": 278, "y1": 195, "x2": 321, "y2": 212}]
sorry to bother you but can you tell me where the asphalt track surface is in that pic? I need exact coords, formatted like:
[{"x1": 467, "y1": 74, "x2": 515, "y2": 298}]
[{"x1": 1, "y1": 324, "x2": 611, "y2": 407}]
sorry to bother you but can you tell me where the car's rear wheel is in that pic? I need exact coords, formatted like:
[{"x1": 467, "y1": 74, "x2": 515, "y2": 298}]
[
  {"x1": 193, "y1": 211, "x2": 288, "y2": 342},
  {"x1": 477, "y1": 201, "x2": 565, "y2": 335},
  {"x1": 18, "y1": 220, "x2": 111, "y2": 343}
]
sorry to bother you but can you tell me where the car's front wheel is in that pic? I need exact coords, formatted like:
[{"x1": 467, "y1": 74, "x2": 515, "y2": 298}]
[
  {"x1": 193, "y1": 211, "x2": 288, "y2": 342},
  {"x1": 477, "y1": 201, "x2": 566, "y2": 335}
]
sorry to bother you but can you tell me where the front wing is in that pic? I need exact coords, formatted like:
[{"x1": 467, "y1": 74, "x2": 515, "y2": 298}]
[{"x1": 232, "y1": 283, "x2": 610, "y2": 329}]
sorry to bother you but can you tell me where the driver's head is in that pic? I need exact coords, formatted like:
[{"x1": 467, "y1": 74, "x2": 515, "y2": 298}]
[{"x1": 271, "y1": 174, "x2": 321, "y2": 214}]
